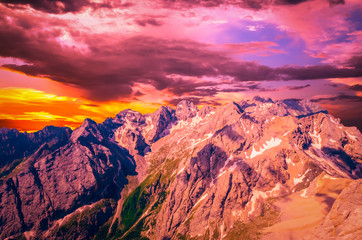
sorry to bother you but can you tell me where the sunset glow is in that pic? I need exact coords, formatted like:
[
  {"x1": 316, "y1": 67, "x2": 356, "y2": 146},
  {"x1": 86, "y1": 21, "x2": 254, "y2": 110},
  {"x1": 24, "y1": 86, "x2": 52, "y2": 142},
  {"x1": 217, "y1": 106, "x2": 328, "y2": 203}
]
[{"x1": 0, "y1": 0, "x2": 361, "y2": 131}]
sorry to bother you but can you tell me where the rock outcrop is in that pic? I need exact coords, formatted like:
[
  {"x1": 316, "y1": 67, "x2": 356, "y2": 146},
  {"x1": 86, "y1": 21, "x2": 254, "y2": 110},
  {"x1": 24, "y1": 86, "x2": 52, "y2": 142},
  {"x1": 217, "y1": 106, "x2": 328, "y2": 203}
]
[
  {"x1": 0, "y1": 119, "x2": 136, "y2": 239},
  {"x1": 0, "y1": 97, "x2": 361, "y2": 240},
  {"x1": 0, "y1": 126, "x2": 71, "y2": 167},
  {"x1": 312, "y1": 179, "x2": 362, "y2": 240}
]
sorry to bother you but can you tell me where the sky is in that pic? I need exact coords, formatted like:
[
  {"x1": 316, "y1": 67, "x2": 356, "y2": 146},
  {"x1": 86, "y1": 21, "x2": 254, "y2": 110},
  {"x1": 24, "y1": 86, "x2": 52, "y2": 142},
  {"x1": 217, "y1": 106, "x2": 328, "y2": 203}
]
[{"x1": 0, "y1": 0, "x2": 361, "y2": 132}]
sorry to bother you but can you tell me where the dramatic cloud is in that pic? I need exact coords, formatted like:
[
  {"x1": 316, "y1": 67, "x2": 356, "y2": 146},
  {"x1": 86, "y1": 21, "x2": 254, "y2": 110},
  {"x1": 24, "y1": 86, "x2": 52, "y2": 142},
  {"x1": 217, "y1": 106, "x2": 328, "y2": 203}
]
[
  {"x1": 0, "y1": 87, "x2": 159, "y2": 131},
  {"x1": 166, "y1": 97, "x2": 222, "y2": 106},
  {"x1": 1, "y1": 10, "x2": 361, "y2": 101},
  {"x1": 311, "y1": 93, "x2": 362, "y2": 130},
  {"x1": 0, "y1": 0, "x2": 133, "y2": 14},
  {"x1": 287, "y1": 84, "x2": 311, "y2": 90},
  {"x1": 220, "y1": 41, "x2": 286, "y2": 56},
  {"x1": 275, "y1": 65, "x2": 362, "y2": 80},
  {"x1": 159, "y1": 0, "x2": 344, "y2": 10},
  {"x1": 135, "y1": 17, "x2": 164, "y2": 27},
  {"x1": 0, "y1": 0, "x2": 361, "y2": 132},
  {"x1": 311, "y1": 94, "x2": 362, "y2": 102},
  {"x1": 349, "y1": 84, "x2": 362, "y2": 91}
]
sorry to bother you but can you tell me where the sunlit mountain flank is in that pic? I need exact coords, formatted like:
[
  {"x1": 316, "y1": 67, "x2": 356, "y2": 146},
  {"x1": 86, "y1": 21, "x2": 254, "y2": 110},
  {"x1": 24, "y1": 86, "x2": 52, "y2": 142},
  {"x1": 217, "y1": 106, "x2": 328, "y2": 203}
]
[{"x1": 0, "y1": 0, "x2": 361, "y2": 239}]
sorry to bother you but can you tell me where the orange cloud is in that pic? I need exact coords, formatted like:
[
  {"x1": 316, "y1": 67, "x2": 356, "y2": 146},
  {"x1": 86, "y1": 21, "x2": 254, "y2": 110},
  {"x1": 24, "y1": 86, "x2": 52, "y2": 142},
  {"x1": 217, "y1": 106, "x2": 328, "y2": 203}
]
[{"x1": 0, "y1": 88, "x2": 159, "y2": 132}]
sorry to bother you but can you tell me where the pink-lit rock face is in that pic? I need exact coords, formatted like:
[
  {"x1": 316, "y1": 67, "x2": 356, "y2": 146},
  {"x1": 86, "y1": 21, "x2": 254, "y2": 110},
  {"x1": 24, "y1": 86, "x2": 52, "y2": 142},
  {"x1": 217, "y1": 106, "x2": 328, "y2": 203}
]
[{"x1": 0, "y1": 98, "x2": 361, "y2": 239}]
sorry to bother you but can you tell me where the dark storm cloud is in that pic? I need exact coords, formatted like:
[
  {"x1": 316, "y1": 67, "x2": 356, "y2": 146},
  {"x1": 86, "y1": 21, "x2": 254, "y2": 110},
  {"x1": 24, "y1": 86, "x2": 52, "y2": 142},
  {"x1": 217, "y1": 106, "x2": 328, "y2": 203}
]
[
  {"x1": 167, "y1": 80, "x2": 219, "y2": 97},
  {"x1": 160, "y1": 0, "x2": 344, "y2": 10},
  {"x1": 276, "y1": 0, "x2": 308, "y2": 5},
  {"x1": 275, "y1": 65, "x2": 362, "y2": 80},
  {"x1": 346, "y1": 55, "x2": 362, "y2": 69},
  {"x1": 135, "y1": 17, "x2": 164, "y2": 27},
  {"x1": 134, "y1": 91, "x2": 145, "y2": 96},
  {"x1": 166, "y1": 80, "x2": 276, "y2": 98},
  {"x1": 311, "y1": 94, "x2": 362, "y2": 102},
  {"x1": 222, "y1": 82, "x2": 277, "y2": 92},
  {"x1": 327, "y1": 0, "x2": 345, "y2": 6},
  {"x1": 0, "y1": 0, "x2": 133, "y2": 14},
  {"x1": 311, "y1": 93, "x2": 362, "y2": 131},
  {"x1": 167, "y1": 97, "x2": 202, "y2": 105},
  {"x1": 287, "y1": 84, "x2": 311, "y2": 90},
  {"x1": 1, "y1": 0, "x2": 89, "y2": 13},
  {"x1": 277, "y1": 0, "x2": 344, "y2": 6},
  {"x1": 0, "y1": 12, "x2": 230, "y2": 100},
  {"x1": 1, "y1": 10, "x2": 361, "y2": 101},
  {"x1": 349, "y1": 84, "x2": 362, "y2": 91},
  {"x1": 0, "y1": 0, "x2": 345, "y2": 14},
  {"x1": 166, "y1": 97, "x2": 222, "y2": 106},
  {"x1": 160, "y1": 0, "x2": 272, "y2": 10}
]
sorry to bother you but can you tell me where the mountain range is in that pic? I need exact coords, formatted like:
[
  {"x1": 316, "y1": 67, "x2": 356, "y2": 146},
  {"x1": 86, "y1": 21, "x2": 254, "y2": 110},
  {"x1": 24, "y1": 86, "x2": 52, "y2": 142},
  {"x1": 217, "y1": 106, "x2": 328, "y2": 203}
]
[{"x1": 0, "y1": 97, "x2": 361, "y2": 240}]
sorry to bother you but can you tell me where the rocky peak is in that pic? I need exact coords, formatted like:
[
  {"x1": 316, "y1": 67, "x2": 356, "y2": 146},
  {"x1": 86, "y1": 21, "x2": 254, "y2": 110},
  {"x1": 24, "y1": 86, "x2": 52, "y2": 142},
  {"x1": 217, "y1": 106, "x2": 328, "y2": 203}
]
[
  {"x1": 28, "y1": 125, "x2": 72, "y2": 141},
  {"x1": 232, "y1": 101, "x2": 244, "y2": 114},
  {"x1": 0, "y1": 128, "x2": 21, "y2": 143},
  {"x1": 115, "y1": 109, "x2": 144, "y2": 123},
  {"x1": 280, "y1": 99, "x2": 324, "y2": 116},
  {"x1": 236, "y1": 98, "x2": 328, "y2": 122},
  {"x1": 175, "y1": 100, "x2": 198, "y2": 121},
  {"x1": 252, "y1": 95, "x2": 274, "y2": 103},
  {"x1": 0, "y1": 127, "x2": 18, "y2": 135},
  {"x1": 70, "y1": 118, "x2": 103, "y2": 143},
  {"x1": 80, "y1": 118, "x2": 98, "y2": 130},
  {"x1": 199, "y1": 105, "x2": 215, "y2": 118},
  {"x1": 0, "y1": 126, "x2": 71, "y2": 167},
  {"x1": 151, "y1": 106, "x2": 173, "y2": 119},
  {"x1": 0, "y1": 98, "x2": 362, "y2": 240},
  {"x1": 147, "y1": 106, "x2": 174, "y2": 143}
]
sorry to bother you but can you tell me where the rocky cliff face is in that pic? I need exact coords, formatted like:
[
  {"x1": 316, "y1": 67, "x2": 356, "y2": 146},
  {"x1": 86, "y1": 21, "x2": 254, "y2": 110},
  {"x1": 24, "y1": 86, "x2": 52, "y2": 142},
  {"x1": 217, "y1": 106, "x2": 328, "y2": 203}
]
[
  {"x1": 141, "y1": 98, "x2": 361, "y2": 239},
  {"x1": 0, "y1": 97, "x2": 361, "y2": 240},
  {"x1": 0, "y1": 119, "x2": 136, "y2": 239},
  {"x1": 311, "y1": 178, "x2": 362, "y2": 240},
  {"x1": 0, "y1": 126, "x2": 72, "y2": 167}
]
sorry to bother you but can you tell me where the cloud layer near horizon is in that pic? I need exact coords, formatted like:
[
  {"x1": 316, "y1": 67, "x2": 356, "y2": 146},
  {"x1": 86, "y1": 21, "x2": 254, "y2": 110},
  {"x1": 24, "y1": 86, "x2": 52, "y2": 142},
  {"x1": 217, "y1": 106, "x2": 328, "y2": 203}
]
[{"x1": 0, "y1": 0, "x2": 361, "y2": 130}]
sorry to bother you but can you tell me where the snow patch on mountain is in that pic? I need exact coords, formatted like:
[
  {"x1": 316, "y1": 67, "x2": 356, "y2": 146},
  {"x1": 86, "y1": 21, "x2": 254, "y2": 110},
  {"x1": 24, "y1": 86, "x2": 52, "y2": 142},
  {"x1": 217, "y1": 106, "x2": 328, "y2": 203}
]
[
  {"x1": 249, "y1": 137, "x2": 282, "y2": 158},
  {"x1": 248, "y1": 190, "x2": 268, "y2": 215},
  {"x1": 217, "y1": 154, "x2": 236, "y2": 179},
  {"x1": 346, "y1": 131, "x2": 357, "y2": 141},
  {"x1": 248, "y1": 183, "x2": 283, "y2": 215},
  {"x1": 300, "y1": 188, "x2": 308, "y2": 198},
  {"x1": 294, "y1": 169, "x2": 310, "y2": 185},
  {"x1": 187, "y1": 132, "x2": 214, "y2": 149},
  {"x1": 286, "y1": 157, "x2": 295, "y2": 166},
  {"x1": 283, "y1": 131, "x2": 290, "y2": 136},
  {"x1": 176, "y1": 166, "x2": 186, "y2": 176},
  {"x1": 192, "y1": 193, "x2": 208, "y2": 210},
  {"x1": 143, "y1": 116, "x2": 154, "y2": 134},
  {"x1": 309, "y1": 129, "x2": 322, "y2": 149}
]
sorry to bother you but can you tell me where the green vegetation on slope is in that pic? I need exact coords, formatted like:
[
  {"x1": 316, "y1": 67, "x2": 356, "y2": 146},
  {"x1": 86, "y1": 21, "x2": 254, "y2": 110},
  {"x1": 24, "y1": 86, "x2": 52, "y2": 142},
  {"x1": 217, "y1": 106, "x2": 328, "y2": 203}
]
[
  {"x1": 225, "y1": 201, "x2": 280, "y2": 240},
  {"x1": 0, "y1": 158, "x2": 24, "y2": 179},
  {"x1": 52, "y1": 199, "x2": 116, "y2": 239},
  {"x1": 98, "y1": 172, "x2": 166, "y2": 239},
  {"x1": 94, "y1": 145, "x2": 194, "y2": 240},
  {"x1": 121, "y1": 185, "x2": 150, "y2": 230}
]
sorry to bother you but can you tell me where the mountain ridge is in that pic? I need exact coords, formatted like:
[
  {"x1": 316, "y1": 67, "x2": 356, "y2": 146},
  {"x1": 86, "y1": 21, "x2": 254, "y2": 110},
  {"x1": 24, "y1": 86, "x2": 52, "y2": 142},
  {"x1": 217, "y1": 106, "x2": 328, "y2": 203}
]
[{"x1": 0, "y1": 97, "x2": 361, "y2": 240}]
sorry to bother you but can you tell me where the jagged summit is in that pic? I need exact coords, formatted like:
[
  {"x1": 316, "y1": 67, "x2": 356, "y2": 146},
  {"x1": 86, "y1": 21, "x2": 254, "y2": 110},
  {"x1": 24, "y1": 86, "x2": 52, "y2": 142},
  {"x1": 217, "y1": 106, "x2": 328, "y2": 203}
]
[
  {"x1": 100, "y1": 97, "x2": 333, "y2": 158},
  {"x1": 252, "y1": 95, "x2": 274, "y2": 103},
  {"x1": 175, "y1": 99, "x2": 198, "y2": 121},
  {"x1": 0, "y1": 127, "x2": 19, "y2": 135},
  {"x1": 107, "y1": 96, "x2": 326, "y2": 125},
  {"x1": 70, "y1": 118, "x2": 103, "y2": 143},
  {"x1": 0, "y1": 97, "x2": 361, "y2": 240}
]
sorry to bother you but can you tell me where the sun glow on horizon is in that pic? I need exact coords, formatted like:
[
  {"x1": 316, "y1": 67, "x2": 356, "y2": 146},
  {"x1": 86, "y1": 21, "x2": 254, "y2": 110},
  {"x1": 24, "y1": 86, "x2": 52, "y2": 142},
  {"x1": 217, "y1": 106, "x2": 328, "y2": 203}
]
[{"x1": 0, "y1": 87, "x2": 161, "y2": 132}]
